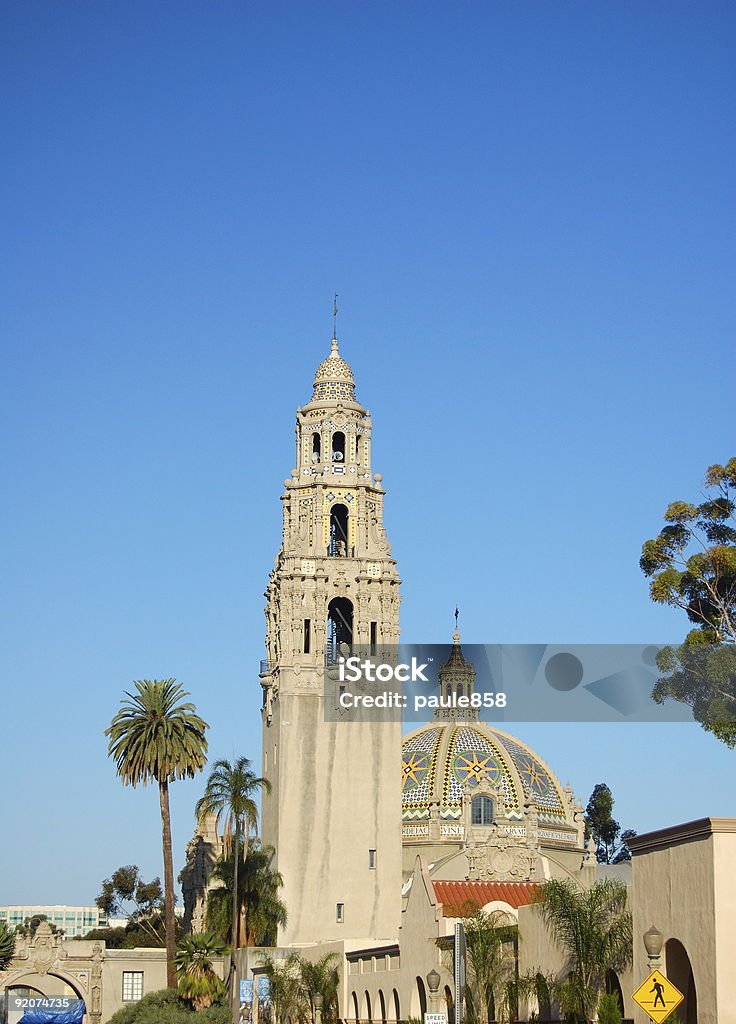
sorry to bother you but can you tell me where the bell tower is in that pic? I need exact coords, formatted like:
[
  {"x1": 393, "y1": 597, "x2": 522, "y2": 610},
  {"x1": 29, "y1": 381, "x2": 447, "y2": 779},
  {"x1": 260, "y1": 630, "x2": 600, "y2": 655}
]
[{"x1": 260, "y1": 334, "x2": 402, "y2": 946}]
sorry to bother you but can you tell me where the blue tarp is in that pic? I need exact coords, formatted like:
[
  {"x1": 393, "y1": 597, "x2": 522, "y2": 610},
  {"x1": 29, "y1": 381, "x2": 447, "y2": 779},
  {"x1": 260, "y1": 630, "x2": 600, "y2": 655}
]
[{"x1": 18, "y1": 999, "x2": 86, "y2": 1023}]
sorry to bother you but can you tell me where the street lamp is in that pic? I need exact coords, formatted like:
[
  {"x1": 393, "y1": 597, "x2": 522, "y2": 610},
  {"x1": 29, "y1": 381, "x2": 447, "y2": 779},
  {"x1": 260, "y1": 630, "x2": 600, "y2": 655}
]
[
  {"x1": 426, "y1": 970, "x2": 441, "y2": 1014},
  {"x1": 643, "y1": 926, "x2": 664, "y2": 972}
]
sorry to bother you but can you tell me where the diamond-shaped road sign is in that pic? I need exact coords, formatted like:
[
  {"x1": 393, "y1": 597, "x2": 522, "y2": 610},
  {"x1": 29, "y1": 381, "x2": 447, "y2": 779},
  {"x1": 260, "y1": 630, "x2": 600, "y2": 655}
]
[{"x1": 632, "y1": 969, "x2": 685, "y2": 1023}]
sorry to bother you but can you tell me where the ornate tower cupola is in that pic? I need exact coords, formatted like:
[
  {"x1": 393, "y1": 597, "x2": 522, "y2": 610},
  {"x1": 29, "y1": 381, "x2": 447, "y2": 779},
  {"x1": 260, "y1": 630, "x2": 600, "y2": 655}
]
[
  {"x1": 260, "y1": 330, "x2": 401, "y2": 947},
  {"x1": 437, "y1": 614, "x2": 479, "y2": 721}
]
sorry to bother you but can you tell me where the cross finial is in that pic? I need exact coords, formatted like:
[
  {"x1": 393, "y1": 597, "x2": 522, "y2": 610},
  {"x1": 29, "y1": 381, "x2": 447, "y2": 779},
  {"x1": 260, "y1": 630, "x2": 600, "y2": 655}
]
[
  {"x1": 332, "y1": 293, "x2": 339, "y2": 341},
  {"x1": 453, "y1": 606, "x2": 460, "y2": 643}
]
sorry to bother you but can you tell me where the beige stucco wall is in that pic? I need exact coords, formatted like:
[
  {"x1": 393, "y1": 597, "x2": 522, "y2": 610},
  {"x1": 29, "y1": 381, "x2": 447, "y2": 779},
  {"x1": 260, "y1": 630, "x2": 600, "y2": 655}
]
[{"x1": 629, "y1": 818, "x2": 736, "y2": 1024}]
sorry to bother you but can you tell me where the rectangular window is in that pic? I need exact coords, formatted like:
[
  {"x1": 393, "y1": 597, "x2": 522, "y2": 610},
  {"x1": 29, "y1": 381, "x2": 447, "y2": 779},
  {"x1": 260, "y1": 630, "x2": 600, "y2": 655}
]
[
  {"x1": 370, "y1": 621, "x2": 377, "y2": 654},
  {"x1": 122, "y1": 972, "x2": 144, "y2": 1002},
  {"x1": 336, "y1": 903, "x2": 344, "y2": 924},
  {"x1": 303, "y1": 619, "x2": 311, "y2": 654},
  {"x1": 369, "y1": 849, "x2": 377, "y2": 869}
]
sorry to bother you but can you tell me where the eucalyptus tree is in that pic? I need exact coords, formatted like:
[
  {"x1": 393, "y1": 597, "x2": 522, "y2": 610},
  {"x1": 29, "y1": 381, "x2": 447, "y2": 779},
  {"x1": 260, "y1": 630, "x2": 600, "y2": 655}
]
[{"x1": 106, "y1": 678, "x2": 209, "y2": 987}]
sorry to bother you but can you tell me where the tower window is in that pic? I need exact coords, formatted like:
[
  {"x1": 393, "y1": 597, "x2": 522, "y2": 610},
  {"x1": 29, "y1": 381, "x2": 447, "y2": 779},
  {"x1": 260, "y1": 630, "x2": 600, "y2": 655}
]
[
  {"x1": 369, "y1": 849, "x2": 377, "y2": 869},
  {"x1": 328, "y1": 503, "x2": 349, "y2": 557},
  {"x1": 356, "y1": 433, "x2": 363, "y2": 464},
  {"x1": 471, "y1": 795, "x2": 495, "y2": 826},
  {"x1": 336, "y1": 903, "x2": 345, "y2": 923},
  {"x1": 370, "y1": 621, "x2": 378, "y2": 654},
  {"x1": 327, "y1": 597, "x2": 353, "y2": 665},
  {"x1": 303, "y1": 618, "x2": 311, "y2": 654},
  {"x1": 311, "y1": 432, "x2": 321, "y2": 463},
  {"x1": 332, "y1": 431, "x2": 345, "y2": 462}
]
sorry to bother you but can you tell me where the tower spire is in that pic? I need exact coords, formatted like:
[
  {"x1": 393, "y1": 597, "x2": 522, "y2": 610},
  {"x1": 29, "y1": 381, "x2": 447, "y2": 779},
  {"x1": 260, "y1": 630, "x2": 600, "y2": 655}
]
[
  {"x1": 332, "y1": 292, "x2": 339, "y2": 342},
  {"x1": 454, "y1": 606, "x2": 460, "y2": 643}
]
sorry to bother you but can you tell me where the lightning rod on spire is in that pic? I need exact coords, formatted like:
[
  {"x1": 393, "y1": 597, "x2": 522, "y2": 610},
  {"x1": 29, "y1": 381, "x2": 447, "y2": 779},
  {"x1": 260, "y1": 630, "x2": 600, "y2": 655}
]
[{"x1": 332, "y1": 293, "x2": 339, "y2": 341}]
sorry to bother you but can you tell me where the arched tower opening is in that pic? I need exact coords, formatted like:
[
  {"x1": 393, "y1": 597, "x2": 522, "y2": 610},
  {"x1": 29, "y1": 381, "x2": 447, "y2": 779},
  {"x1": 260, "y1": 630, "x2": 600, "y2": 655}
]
[
  {"x1": 332, "y1": 430, "x2": 346, "y2": 462},
  {"x1": 311, "y1": 432, "x2": 321, "y2": 463},
  {"x1": 329, "y1": 503, "x2": 349, "y2": 557},
  {"x1": 327, "y1": 597, "x2": 353, "y2": 664}
]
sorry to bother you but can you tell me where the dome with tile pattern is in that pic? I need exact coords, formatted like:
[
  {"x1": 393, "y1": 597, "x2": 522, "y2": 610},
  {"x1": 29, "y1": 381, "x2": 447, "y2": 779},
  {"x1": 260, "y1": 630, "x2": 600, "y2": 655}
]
[
  {"x1": 311, "y1": 338, "x2": 357, "y2": 402},
  {"x1": 402, "y1": 721, "x2": 573, "y2": 827}
]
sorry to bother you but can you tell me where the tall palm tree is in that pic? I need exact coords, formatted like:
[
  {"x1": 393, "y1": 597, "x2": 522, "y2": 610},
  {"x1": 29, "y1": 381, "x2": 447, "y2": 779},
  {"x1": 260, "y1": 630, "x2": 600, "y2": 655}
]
[
  {"x1": 196, "y1": 757, "x2": 270, "y2": 952},
  {"x1": 535, "y1": 877, "x2": 632, "y2": 1023},
  {"x1": 206, "y1": 843, "x2": 287, "y2": 948},
  {"x1": 106, "y1": 678, "x2": 209, "y2": 988}
]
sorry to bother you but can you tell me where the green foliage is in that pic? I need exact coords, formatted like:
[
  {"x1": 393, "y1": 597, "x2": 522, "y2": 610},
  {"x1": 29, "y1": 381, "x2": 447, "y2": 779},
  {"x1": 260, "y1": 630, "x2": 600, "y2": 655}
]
[
  {"x1": 176, "y1": 931, "x2": 228, "y2": 1010},
  {"x1": 95, "y1": 865, "x2": 166, "y2": 944},
  {"x1": 260, "y1": 951, "x2": 340, "y2": 1024},
  {"x1": 206, "y1": 842, "x2": 286, "y2": 947},
  {"x1": 534, "y1": 878, "x2": 632, "y2": 1024},
  {"x1": 106, "y1": 679, "x2": 209, "y2": 788},
  {"x1": 0, "y1": 921, "x2": 15, "y2": 969},
  {"x1": 13, "y1": 914, "x2": 63, "y2": 939},
  {"x1": 78, "y1": 914, "x2": 183, "y2": 949},
  {"x1": 107, "y1": 989, "x2": 230, "y2": 1024},
  {"x1": 105, "y1": 679, "x2": 209, "y2": 988},
  {"x1": 597, "y1": 992, "x2": 623, "y2": 1024},
  {"x1": 196, "y1": 756, "x2": 270, "y2": 949},
  {"x1": 461, "y1": 909, "x2": 517, "y2": 1024},
  {"x1": 584, "y1": 783, "x2": 636, "y2": 864},
  {"x1": 641, "y1": 458, "x2": 736, "y2": 744}
]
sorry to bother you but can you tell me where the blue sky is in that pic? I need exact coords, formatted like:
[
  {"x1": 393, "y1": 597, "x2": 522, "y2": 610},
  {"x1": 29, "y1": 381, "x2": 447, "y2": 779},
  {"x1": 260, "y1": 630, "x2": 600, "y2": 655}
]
[{"x1": 1, "y1": 1, "x2": 734, "y2": 905}]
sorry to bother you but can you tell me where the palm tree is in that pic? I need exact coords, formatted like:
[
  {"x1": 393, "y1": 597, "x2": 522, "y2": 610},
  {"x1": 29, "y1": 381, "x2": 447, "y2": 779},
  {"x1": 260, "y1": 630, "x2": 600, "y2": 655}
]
[
  {"x1": 0, "y1": 922, "x2": 14, "y2": 969},
  {"x1": 260, "y1": 950, "x2": 340, "y2": 1024},
  {"x1": 106, "y1": 678, "x2": 209, "y2": 988},
  {"x1": 176, "y1": 931, "x2": 228, "y2": 1010},
  {"x1": 206, "y1": 843, "x2": 287, "y2": 947},
  {"x1": 196, "y1": 757, "x2": 270, "y2": 951},
  {"x1": 534, "y1": 878, "x2": 632, "y2": 1023},
  {"x1": 458, "y1": 909, "x2": 517, "y2": 1024}
]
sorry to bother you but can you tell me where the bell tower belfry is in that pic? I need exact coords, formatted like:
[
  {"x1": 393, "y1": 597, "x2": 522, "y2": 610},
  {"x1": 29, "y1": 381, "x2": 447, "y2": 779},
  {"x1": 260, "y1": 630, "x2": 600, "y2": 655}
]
[{"x1": 260, "y1": 334, "x2": 402, "y2": 946}]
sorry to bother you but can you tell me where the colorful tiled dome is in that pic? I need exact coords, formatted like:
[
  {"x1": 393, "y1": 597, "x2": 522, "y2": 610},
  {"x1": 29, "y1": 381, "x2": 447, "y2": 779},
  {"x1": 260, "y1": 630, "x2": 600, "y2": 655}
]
[{"x1": 402, "y1": 722, "x2": 571, "y2": 825}]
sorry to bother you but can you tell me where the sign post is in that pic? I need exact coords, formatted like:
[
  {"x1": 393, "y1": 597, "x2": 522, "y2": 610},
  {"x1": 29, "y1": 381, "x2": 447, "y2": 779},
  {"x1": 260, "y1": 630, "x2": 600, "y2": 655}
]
[
  {"x1": 454, "y1": 922, "x2": 466, "y2": 1024},
  {"x1": 632, "y1": 969, "x2": 684, "y2": 1024}
]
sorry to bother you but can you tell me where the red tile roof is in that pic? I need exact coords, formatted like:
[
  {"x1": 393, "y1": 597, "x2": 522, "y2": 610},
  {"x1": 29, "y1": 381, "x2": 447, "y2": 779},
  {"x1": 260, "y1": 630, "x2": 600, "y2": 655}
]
[{"x1": 432, "y1": 880, "x2": 539, "y2": 916}]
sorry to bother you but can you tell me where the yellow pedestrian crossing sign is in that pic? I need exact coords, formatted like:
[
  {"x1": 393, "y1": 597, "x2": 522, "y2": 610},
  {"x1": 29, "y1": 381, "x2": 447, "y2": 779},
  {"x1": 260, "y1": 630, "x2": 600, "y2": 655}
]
[{"x1": 632, "y1": 969, "x2": 684, "y2": 1023}]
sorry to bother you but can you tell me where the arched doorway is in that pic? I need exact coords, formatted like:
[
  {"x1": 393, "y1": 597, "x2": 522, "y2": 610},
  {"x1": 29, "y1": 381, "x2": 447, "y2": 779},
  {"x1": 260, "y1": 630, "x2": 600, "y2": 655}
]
[
  {"x1": 444, "y1": 984, "x2": 455, "y2": 1024},
  {"x1": 351, "y1": 991, "x2": 360, "y2": 1024},
  {"x1": 666, "y1": 938, "x2": 697, "y2": 1024}
]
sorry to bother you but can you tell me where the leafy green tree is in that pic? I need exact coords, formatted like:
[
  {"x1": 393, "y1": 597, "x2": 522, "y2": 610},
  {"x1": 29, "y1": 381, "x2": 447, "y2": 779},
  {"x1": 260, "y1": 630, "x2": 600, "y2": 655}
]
[
  {"x1": 641, "y1": 458, "x2": 736, "y2": 745},
  {"x1": 0, "y1": 921, "x2": 15, "y2": 969},
  {"x1": 96, "y1": 865, "x2": 166, "y2": 944},
  {"x1": 195, "y1": 757, "x2": 270, "y2": 951},
  {"x1": 584, "y1": 784, "x2": 636, "y2": 864},
  {"x1": 534, "y1": 878, "x2": 632, "y2": 1024},
  {"x1": 176, "y1": 932, "x2": 228, "y2": 1010},
  {"x1": 106, "y1": 679, "x2": 209, "y2": 988},
  {"x1": 205, "y1": 842, "x2": 286, "y2": 948}
]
